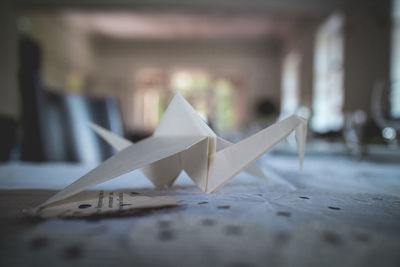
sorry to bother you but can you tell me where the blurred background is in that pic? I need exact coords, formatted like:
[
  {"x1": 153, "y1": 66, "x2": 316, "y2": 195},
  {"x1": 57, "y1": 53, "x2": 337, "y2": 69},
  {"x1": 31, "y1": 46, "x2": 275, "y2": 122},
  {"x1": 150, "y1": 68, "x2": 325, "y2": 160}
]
[{"x1": 0, "y1": 0, "x2": 399, "y2": 164}]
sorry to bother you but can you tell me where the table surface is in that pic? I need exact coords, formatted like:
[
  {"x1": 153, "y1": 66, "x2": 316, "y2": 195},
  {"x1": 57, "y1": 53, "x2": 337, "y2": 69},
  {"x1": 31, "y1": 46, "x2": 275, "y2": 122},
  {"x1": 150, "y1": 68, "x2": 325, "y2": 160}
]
[{"x1": 1, "y1": 154, "x2": 400, "y2": 267}]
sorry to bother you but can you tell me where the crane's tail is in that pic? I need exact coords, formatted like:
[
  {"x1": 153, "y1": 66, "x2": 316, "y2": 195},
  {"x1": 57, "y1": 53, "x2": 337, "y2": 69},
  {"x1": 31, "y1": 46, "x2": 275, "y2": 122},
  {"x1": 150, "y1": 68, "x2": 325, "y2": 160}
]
[{"x1": 206, "y1": 115, "x2": 307, "y2": 193}]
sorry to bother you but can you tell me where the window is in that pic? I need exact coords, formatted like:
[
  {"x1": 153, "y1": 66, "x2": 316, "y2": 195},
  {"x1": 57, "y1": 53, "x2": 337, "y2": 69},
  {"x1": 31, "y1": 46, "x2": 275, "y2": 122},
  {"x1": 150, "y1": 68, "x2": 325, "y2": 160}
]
[
  {"x1": 281, "y1": 51, "x2": 300, "y2": 118},
  {"x1": 133, "y1": 67, "x2": 245, "y2": 134},
  {"x1": 391, "y1": 0, "x2": 400, "y2": 118},
  {"x1": 312, "y1": 14, "x2": 345, "y2": 133}
]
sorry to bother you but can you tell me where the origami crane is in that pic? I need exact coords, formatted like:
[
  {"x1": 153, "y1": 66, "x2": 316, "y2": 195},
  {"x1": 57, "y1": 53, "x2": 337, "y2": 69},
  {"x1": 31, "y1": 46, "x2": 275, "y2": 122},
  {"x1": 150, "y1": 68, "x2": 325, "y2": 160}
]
[{"x1": 41, "y1": 93, "x2": 307, "y2": 207}]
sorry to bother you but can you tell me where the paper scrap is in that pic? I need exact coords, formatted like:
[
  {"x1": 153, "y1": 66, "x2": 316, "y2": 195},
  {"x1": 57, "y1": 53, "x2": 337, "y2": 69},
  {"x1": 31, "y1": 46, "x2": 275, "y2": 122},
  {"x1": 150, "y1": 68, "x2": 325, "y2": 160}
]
[
  {"x1": 39, "y1": 92, "x2": 307, "y2": 207},
  {"x1": 25, "y1": 191, "x2": 180, "y2": 218}
]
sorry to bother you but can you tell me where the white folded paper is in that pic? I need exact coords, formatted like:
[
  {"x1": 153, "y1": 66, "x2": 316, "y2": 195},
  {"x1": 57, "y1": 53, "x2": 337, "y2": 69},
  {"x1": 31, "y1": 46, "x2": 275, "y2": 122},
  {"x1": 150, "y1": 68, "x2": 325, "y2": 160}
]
[
  {"x1": 40, "y1": 92, "x2": 307, "y2": 207},
  {"x1": 26, "y1": 190, "x2": 180, "y2": 218}
]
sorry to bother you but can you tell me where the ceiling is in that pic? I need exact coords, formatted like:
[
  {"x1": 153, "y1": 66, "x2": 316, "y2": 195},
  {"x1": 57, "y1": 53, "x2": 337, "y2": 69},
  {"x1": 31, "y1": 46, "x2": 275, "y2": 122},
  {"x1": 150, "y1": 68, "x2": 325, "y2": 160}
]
[
  {"x1": 58, "y1": 11, "x2": 315, "y2": 40},
  {"x1": 14, "y1": 0, "x2": 354, "y2": 15}
]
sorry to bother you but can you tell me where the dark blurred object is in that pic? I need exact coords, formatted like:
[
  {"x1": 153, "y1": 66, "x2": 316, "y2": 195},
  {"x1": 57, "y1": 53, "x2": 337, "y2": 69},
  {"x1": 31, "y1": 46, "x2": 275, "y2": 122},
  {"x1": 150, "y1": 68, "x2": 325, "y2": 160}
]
[
  {"x1": 18, "y1": 35, "x2": 45, "y2": 161},
  {"x1": 313, "y1": 130, "x2": 342, "y2": 140},
  {"x1": 126, "y1": 130, "x2": 151, "y2": 143},
  {"x1": 256, "y1": 99, "x2": 277, "y2": 117},
  {"x1": 254, "y1": 99, "x2": 278, "y2": 128},
  {"x1": 0, "y1": 115, "x2": 17, "y2": 162},
  {"x1": 343, "y1": 110, "x2": 367, "y2": 157},
  {"x1": 371, "y1": 81, "x2": 400, "y2": 147}
]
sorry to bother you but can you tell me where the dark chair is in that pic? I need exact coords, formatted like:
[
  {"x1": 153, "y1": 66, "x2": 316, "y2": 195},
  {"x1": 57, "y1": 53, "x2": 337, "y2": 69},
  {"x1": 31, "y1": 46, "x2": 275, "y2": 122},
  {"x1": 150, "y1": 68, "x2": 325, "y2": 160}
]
[
  {"x1": 18, "y1": 35, "x2": 45, "y2": 161},
  {"x1": 40, "y1": 92, "x2": 123, "y2": 163},
  {"x1": 0, "y1": 115, "x2": 17, "y2": 162},
  {"x1": 87, "y1": 97, "x2": 124, "y2": 160},
  {"x1": 40, "y1": 91, "x2": 70, "y2": 161},
  {"x1": 62, "y1": 94, "x2": 103, "y2": 163}
]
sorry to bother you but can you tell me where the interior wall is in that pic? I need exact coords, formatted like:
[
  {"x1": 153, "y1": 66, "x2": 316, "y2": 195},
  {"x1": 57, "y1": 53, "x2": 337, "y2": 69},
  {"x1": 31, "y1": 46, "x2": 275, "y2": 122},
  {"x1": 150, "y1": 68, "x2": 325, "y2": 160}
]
[
  {"x1": 90, "y1": 37, "x2": 283, "y2": 129},
  {"x1": 0, "y1": 3, "x2": 18, "y2": 119},
  {"x1": 296, "y1": 21, "x2": 319, "y2": 109},
  {"x1": 282, "y1": 19, "x2": 320, "y2": 113},
  {"x1": 23, "y1": 12, "x2": 94, "y2": 92},
  {"x1": 343, "y1": 2, "x2": 391, "y2": 115},
  {"x1": 281, "y1": 2, "x2": 392, "y2": 122}
]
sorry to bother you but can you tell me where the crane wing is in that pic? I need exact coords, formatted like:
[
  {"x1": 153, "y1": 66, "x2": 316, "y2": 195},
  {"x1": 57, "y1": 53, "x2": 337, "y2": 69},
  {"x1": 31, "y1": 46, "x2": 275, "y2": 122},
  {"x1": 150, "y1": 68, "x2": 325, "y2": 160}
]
[
  {"x1": 40, "y1": 135, "x2": 207, "y2": 207},
  {"x1": 207, "y1": 115, "x2": 307, "y2": 193}
]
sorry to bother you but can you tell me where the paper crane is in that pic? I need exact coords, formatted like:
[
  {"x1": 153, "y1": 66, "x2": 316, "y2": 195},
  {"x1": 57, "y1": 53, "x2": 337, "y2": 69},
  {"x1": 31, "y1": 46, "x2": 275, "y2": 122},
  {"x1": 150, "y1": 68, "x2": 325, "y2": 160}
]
[{"x1": 41, "y1": 93, "x2": 307, "y2": 207}]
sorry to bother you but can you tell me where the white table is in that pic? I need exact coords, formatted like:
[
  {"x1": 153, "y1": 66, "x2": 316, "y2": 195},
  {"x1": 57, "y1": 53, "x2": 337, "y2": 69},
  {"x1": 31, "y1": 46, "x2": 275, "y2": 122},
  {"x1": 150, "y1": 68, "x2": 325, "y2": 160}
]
[{"x1": 0, "y1": 154, "x2": 399, "y2": 267}]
